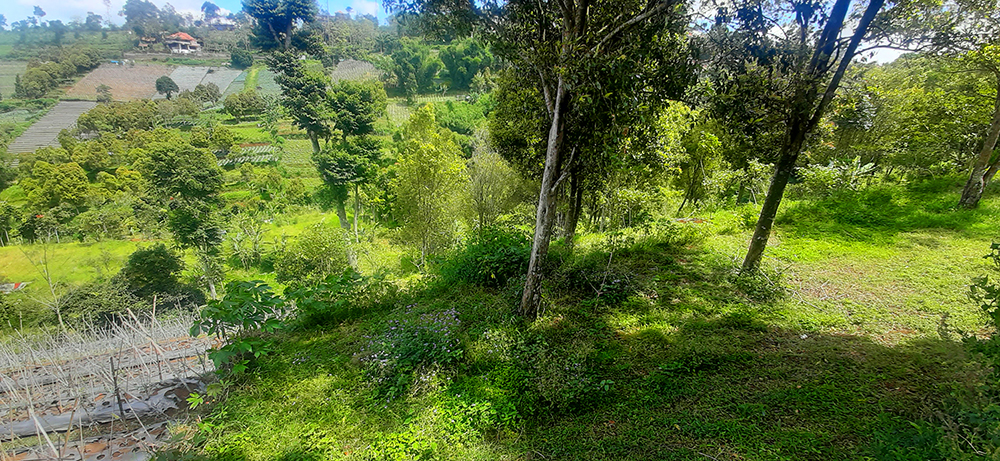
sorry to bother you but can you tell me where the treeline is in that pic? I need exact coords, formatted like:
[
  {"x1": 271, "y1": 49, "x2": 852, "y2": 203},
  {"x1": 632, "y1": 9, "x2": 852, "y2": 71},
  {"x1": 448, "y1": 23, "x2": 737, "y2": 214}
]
[{"x1": 13, "y1": 45, "x2": 102, "y2": 99}]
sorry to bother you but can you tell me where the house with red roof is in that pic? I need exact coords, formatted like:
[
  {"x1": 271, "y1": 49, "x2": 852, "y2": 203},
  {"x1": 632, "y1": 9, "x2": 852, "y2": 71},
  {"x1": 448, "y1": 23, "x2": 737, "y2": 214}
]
[{"x1": 164, "y1": 32, "x2": 201, "y2": 54}]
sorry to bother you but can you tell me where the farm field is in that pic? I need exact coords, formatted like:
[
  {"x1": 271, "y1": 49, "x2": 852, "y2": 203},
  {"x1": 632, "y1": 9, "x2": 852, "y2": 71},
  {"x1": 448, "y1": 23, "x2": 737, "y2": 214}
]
[
  {"x1": 64, "y1": 63, "x2": 176, "y2": 101},
  {"x1": 386, "y1": 94, "x2": 464, "y2": 125},
  {"x1": 151, "y1": 66, "x2": 242, "y2": 99},
  {"x1": 221, "y1": 70, "x2": 248, "y2": 98},
  {"x1": 0, "y1": 61, "x2": 26, "y2": 97},
  {"x1": 329, "y1": 59, "x2": 379, "y2": 82},
  {"x1": 255, "y1": 69, "x2": 281, "y2": 96},
  {"x1": 6, "y1": 101, "x2": 97, "y2": 153}
]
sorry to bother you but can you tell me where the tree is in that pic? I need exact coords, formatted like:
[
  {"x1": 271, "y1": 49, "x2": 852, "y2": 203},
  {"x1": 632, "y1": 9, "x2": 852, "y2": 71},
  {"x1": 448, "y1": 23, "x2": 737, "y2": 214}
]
[
  {"x1": 223, "y1": 91, "x2": 265, "y2": 121},
  {"x1": 466, "y1": 141, "x2": 521, "y2": 234},
  {"x1": 389, "y1": 0, "x2": 695, "y2": 317},
  {"x1": 139, "y1": 141, "x2": 225, "y2": 298},
  {"x1": 313, "y1": 136, "x2": 381, "y2": 237},
  {"x1": 957, "y1": 44, "x2": 1000, "y2": 208},
  {"x1": 22, "y1": 161, "x2": 89, "y2": 209},
  {"x1": 96, "y1": 84, "x2": 112, "y2": 103},
  {"x1": 267, "y1": 51, "x2": 333, "y2": 153},
  {"x1": 121, "y1": 0, "x2": 161, "y2": 36},
  {"x1": 394, "y1": 105, "x2": 466, "y2": 268},
  {"x1": 193, "y1": 82, "x2": 222, "y2": 104},
  {"x1": 156, "y1": 75, "x2": 179, "y2": 100},
  {"x1": 242, "y1": 0, "x2": 318, "y2": 50},
  {"x1": 329, "y1": 79, "x2": 387, "y2": 139},
  {"x1": 33, "y1": 6, "x2": 46, "y2": 18},
  {"x1": 231, "y1": 49, "x2": 254, "y2": 69},
  {"x1": 440, "y1": 38, "x2": 492, "y2": 91},
  {"x1": 718, "y1": 0, "x2": 972, "y2": 272}
]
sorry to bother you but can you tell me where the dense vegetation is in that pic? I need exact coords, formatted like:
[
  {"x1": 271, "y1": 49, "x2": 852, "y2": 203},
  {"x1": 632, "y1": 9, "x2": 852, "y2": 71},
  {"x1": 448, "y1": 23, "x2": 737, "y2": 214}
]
[{"x1": 1, "y1": 0, "x2": 1000, "y2": 459}]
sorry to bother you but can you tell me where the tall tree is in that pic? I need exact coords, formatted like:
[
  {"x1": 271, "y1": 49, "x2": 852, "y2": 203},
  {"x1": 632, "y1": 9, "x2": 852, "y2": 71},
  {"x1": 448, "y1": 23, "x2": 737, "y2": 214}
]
[
  {"x1": 387, "y1": 0, "x2": 694, "y2": 318},
  {"x1": 717, "y1": 0, "x2": 977, "y2": 272},
  {"x1": 267, "y1": 52, "x2": 334, "y2": 153},
  {"x1": 243, "y1": 0, "x2": 318, "y2": 50},
  {"x1": 394, "y1": 105, "x2": 466, "y2": 268},
  {"x1": 957, "y1": 44, "x2": 1000, "y2": 208}
]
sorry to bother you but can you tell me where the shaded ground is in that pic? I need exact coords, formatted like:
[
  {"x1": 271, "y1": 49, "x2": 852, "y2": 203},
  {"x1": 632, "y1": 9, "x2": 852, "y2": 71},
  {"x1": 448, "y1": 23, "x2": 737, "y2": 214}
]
[{"x1": 6, "y1": 101, "x2": 96, "y2": 153}]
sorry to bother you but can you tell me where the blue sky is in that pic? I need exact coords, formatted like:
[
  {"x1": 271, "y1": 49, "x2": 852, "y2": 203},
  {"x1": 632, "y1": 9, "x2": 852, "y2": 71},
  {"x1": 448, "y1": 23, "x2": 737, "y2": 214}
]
[{"x1": 1, "y1": 0, "x2": 382, "y2": 28}]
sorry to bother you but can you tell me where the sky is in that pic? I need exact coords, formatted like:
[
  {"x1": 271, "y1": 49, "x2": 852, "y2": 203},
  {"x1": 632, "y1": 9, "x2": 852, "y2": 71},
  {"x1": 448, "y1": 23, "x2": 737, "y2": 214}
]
[{"x1": 1, "y1": 0, "x2": 382, "y2": 27}]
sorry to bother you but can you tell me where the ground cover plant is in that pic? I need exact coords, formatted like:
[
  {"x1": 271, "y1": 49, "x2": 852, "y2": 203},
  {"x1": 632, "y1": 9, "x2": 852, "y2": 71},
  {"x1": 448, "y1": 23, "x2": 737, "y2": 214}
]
[{"x1": 3, "y1": 6, "x2": 1000, "y2": 460}]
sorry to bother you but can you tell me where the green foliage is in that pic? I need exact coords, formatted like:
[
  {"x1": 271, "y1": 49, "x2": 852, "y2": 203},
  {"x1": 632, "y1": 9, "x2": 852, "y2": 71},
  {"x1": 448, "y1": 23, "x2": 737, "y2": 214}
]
[
  {"x1": 243, "y1": 0, "x2": 317, "y2": 50},
  {"x1": 223, "y1": 91, "x2": 265, "y2": 122},
  {"x1": 192, "y1": 82, "x2": 222, "y2": 105},
  {"x1": 797, "y1": 157, "x2": 877, "y2": 198},
  {"x1": 77, "y1": 100, "x2": 162, "y2": 133},
  {"x1": 274, "y1": 223, "x2": 350, "y2": 284},
  {"x1": 329, "y1": 79, "x2": 387, "y2": 138},
  {"x1": 440, "y1": 226, "x2": 530, "y2": 288},
  {"x1": 358, "y1": 305, "x2": 462, "y2": 398},
  {"x1": 970, "y1": 243, "x2": 1000, "y2": 336},
  {"x1": 230, "y1": 49, "x2": 254, "y2": 69},
  {"x1": 95, "y1": 84, "x2": 112, "y2": 103},
  {"x1": 21, "y1": 161, "x2": 89, "y2": 209},
  {"x1": 394, "y1": 105, "x2": 466, "y2": 267},
  {"x1": 285, "y1": 269, "x2": 396, "y2": 328},
  {"x1": 379, "y1": 38, "x2": 442, "y2": 100},
  {"x1": 118, "y1": 243, "x2": 184, "y2": 298},
  {"x1": 440, "y1": 39, "x2": 492, "y2": 91},
  {"x1": 191, "y1": 280, "x2": 285, "y2": 376},
  {"x1": 61, "y1": 279, "x2": 147, "y2": 329},
  {"x1": 156, "y1": 75, "x2": 180, "y2": 100}
]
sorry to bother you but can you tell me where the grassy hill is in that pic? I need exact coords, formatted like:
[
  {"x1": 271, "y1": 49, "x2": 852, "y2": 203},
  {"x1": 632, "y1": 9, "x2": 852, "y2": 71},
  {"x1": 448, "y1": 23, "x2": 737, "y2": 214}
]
[{"x1": 150, "y1": 179, "x2": 1000, "y2": 461}]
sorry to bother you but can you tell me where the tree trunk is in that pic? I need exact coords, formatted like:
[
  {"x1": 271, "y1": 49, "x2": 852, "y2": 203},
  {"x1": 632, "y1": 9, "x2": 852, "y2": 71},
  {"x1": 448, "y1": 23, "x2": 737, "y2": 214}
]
[
  {"x1": 563, "y1": 169, "x2": 584, "y2": 251},
  {"x1": 309, "y1": 131, "x2": 321, "y2": 155},
  {"x1": 336, "y1": 199, "x2": 350, "y2": 231},
  {"x1": 959, "y1": 88, "x2": 1000, "y2": 209},
  {"x1": 207, "y1": 279, "x2": 217, "y2": 300},
  {"x1": 284, "y1": 24, "x2": 293, "y2": 51},
  {"x1": 741, "y1": 146, "x2": 800, "y2": 272},
  {"x1": 353, "y1": 183, "x2": 360, "y2": 243},
  {"x1": 520, "y1": 76, "x2": 569, "y2": 319}
]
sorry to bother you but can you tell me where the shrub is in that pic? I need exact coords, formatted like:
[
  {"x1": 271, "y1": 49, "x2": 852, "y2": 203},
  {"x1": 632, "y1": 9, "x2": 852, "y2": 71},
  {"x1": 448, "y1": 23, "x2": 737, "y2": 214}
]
[
  {"x1": 61, "y1": 279, "x2": 147, "y2": 329},
  {"x1": 274, "y1": 224, "x2": 350, "y2": 284},
  {"x1": 285, "y1": 269, "x2": 396, "y2": 328},
  {"x1": 439, "y1": 226, "x2": 531, "y2": 288},
  {"x1": 191, "y1": 280, "x2": 285, "y2": 376},
  {"x1": 231, "y1": 49, "x2": 254, "y2": 69},
  {"x1": 118, "y1": 244, "x2": 184, "y2": 298}
]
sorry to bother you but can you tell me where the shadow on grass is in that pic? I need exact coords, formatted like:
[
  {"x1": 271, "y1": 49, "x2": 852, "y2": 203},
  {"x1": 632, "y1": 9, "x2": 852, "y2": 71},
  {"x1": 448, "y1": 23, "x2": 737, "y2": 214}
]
[
  {"x1": 183, "y1": 233, "x2": 987, "y2": 460},
  {"x1": 776, "y1": 178, "x2": 999, "y2": 243}
]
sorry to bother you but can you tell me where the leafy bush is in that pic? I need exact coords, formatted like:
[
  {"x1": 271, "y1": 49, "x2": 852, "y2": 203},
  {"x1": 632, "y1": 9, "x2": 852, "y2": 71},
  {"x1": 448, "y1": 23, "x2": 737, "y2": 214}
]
[
  {"x1": 357, "y1": 306, "x2": 463, "y2": 398},
  {"x1": 797, "y1": 156, "x2": 876, "y2": 198},
  {"x1": 274, "y1": 224, "x2": 350, "y2": 284},
  {"x1": 231, "y1": 49, "x2": 254, "y2": 69},
  {"x1": 285, "y1": 269, "x2": 396, "y2": 328},
  {"x1": 119, "y1": 244, "x2": 184, "y2": 298},
  {"x1": 191, "y1": 280, "x2": 285, "y2": 376},
  {"x1": 439, "y1": 226, "x2": 530, "y2": 288}
]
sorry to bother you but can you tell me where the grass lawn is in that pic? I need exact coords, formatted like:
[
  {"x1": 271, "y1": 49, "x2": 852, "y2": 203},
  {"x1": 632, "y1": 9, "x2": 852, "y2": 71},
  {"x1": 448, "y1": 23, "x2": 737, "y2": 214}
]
[{"x1": 154, "y1": 179, "x2": 1000, "y2": 460}]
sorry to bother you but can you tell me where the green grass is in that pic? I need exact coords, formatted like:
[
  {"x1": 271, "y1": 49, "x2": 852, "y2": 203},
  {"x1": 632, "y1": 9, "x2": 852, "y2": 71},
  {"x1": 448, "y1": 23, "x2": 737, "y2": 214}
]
[{"x1": 156, "y1": 180, "x2": 1000, "y2": 460}]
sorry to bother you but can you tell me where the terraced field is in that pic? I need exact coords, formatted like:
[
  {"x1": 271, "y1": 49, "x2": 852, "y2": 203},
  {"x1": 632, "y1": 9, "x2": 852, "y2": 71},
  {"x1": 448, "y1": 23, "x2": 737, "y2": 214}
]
[
  {"x1": 330, "y1": 59, "x2": 380, "y2": 82},
  {"x1": 65, "y1": 63, "x2": 175, "y2": 101},
  {"x1": 0, "y1": 61, "x2": 27, "y2": 98},
  {"x1": 6, "y1": 101, "x2": 97, "y2": 153}
]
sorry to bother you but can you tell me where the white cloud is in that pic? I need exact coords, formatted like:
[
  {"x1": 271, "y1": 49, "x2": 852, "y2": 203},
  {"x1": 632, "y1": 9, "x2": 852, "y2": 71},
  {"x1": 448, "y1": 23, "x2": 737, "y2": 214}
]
[{"x1": 350, "y1": 0, "x2": 379, "y2": 18}]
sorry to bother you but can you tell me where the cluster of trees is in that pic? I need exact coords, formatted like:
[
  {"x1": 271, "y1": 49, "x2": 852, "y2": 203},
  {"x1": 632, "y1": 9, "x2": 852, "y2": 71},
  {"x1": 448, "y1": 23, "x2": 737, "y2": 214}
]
[{"x1": 13, "y1": 45, "x2": 102, "y2": 99}]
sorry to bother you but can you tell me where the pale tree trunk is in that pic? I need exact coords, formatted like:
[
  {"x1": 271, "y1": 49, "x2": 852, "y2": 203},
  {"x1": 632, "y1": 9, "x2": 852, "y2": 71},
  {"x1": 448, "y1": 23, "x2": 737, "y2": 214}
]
[
  {"x1": 336, "y1": 199, "x2": 350, "y2": 231},
  {"x1": 521, "y1": 76, "x2": 569, "y2": 319},
  {"x1": 959, "y1": 87, "x2": 1000, "y2": 209},
  {"x1": 353, "y1": 183, "x2": 360, "y2": 242},
  {"x1": 309, "y1": 131, "x2": 321, "y2": 155}
]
